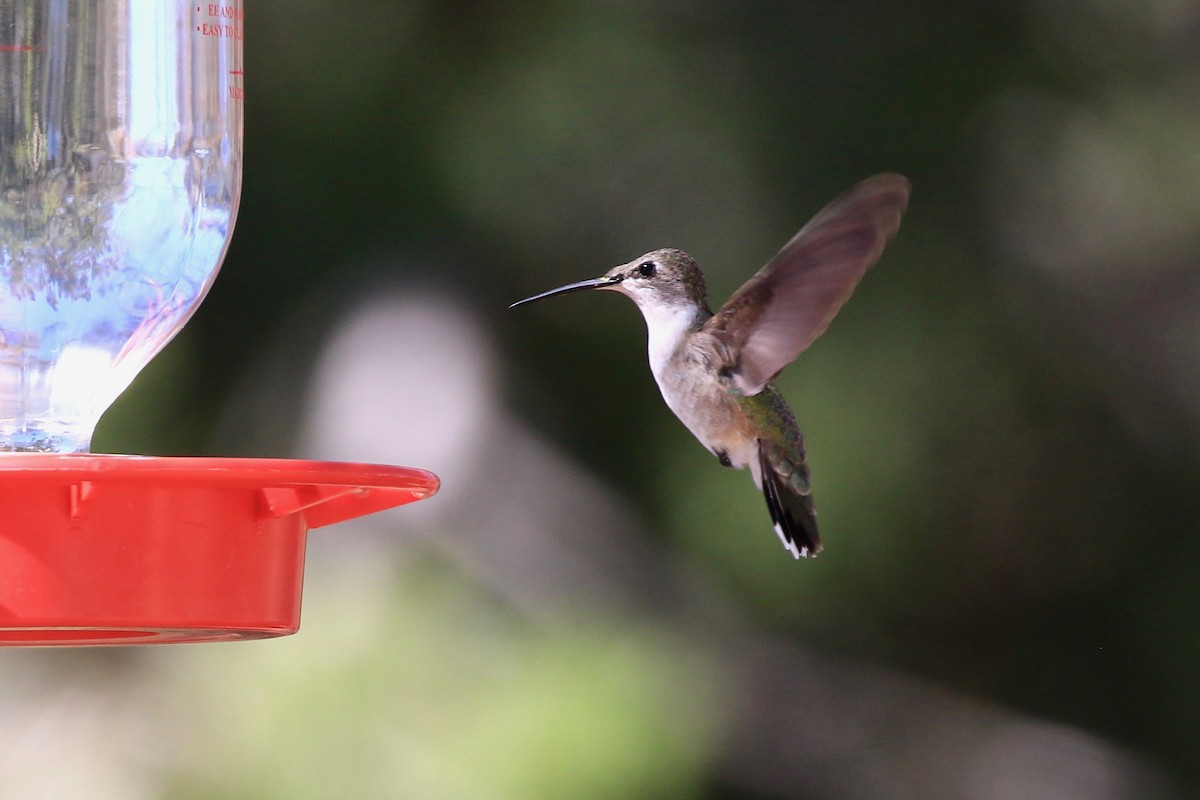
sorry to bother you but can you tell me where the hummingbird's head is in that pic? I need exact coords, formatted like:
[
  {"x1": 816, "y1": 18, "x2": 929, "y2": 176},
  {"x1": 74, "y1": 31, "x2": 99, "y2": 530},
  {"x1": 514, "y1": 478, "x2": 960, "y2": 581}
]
[
  {"x1": 510, "y1": 248, "x2": 711, "y2": 314},
  {"x1": 600, "y1": 249, "x2": 710, "y2": 312}
]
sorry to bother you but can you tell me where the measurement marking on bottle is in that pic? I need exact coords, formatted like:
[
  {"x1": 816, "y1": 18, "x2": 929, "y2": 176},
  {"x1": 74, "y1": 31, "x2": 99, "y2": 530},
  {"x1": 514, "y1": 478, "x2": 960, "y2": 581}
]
[{"x1": 228, "y1": 69, "x2": 244, "y2": 100}]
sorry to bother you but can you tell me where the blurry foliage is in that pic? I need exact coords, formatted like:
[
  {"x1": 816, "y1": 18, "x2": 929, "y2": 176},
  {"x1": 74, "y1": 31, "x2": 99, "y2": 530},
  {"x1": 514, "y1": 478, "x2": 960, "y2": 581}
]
[
  {"x1": 81, "y1": 0, "x2": 1200, "y2": 795},
  {"x1": 159, "y1": 563, "x2": 717, "y2": 799}
]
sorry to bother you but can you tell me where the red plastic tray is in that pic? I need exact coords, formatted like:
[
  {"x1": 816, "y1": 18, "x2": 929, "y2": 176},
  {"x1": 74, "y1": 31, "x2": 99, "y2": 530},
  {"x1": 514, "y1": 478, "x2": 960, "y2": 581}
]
[{"x1": 0, "y1": 455, "x2": 439, "y2": 645}]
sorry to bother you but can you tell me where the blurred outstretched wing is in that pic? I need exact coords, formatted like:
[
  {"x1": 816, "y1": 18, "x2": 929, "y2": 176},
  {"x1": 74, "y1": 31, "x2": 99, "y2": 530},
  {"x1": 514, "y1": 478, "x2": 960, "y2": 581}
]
[{"x1": 705, "y1": 173, "x2": 911, "y2": 395}]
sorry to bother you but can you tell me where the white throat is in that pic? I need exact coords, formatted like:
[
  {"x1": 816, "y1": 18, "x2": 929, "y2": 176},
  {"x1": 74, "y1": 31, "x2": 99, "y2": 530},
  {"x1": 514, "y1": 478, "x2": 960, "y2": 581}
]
[{"x1": 637, "y1": 300, "x2": 702, "y2": 383}]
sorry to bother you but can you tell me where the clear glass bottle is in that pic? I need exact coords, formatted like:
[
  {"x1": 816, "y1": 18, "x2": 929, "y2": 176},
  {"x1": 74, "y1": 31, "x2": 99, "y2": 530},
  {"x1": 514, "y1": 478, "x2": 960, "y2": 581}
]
[{"x1": 0, "y1": 0, "x2": 243, "y2": 451}]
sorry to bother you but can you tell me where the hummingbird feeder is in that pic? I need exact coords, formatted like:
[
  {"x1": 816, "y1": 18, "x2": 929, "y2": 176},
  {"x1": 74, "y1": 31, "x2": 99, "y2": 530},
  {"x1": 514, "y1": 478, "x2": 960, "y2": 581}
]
[{"x1": 0, "y1": 2, "x2": 438, "y2": 645}]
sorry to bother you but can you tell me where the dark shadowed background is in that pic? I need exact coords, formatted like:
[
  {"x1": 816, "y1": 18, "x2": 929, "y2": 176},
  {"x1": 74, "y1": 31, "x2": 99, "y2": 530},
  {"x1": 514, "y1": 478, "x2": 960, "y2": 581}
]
[{"x1": 2, "y1": 1, "x2": 1198, "y2": 797}]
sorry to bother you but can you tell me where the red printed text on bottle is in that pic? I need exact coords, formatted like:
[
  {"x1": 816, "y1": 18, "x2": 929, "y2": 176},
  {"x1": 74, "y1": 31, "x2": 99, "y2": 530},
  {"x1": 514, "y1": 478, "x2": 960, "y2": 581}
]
[
  {"x1": 196, "y1": 5, "x2": 243, "y2": 40},
  {"x1": 194, "y1": 5, "x2": 244, "y2": 100}
]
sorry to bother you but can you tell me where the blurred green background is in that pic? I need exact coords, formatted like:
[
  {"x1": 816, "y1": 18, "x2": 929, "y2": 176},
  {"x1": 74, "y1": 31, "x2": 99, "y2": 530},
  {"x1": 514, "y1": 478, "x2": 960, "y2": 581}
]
[{"x1": 4, "y1": 0, "x2": 1199, "y2": 797}]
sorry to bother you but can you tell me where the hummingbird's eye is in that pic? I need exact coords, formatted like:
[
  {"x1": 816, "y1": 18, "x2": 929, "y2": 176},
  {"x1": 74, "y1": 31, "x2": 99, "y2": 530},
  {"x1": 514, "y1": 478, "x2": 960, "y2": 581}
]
[{"x1": 637, "y1": 261, "x2": 657, "y2": 278}]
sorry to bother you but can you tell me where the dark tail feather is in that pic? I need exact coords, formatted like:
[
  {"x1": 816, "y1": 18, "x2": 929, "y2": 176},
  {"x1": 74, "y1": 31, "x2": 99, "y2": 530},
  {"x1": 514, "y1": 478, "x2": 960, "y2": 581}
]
[{"x1": 758, "y1": 442, "x2": 821, "y2": 559}]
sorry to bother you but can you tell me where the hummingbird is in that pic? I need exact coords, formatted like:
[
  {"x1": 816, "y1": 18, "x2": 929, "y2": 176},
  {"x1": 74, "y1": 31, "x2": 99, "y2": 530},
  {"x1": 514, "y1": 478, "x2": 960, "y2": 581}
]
[{"x1": 510, "y1": 174, "x2": 910, "y2": 559}]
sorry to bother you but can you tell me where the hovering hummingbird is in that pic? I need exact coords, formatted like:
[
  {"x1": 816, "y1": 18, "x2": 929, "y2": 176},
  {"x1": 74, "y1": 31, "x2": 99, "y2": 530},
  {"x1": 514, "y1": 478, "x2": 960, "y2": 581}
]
[{"x1": 511, "y1": 174, "x2": 910, "y2": 558}]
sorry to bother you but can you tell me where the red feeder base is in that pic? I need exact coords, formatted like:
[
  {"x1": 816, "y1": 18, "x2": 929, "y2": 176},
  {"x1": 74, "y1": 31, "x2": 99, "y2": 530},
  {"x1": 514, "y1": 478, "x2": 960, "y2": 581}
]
[{"x1": 0, "y1": 455, "x2": 439, "y2": 646}]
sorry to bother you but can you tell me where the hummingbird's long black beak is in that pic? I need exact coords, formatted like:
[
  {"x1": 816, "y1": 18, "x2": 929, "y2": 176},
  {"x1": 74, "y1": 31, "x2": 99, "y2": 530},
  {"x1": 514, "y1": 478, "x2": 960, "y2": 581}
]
[{"x1": 509, "y1": 276, "x2": 622, "y2": 309}]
